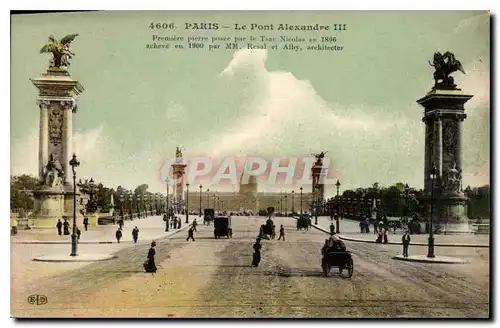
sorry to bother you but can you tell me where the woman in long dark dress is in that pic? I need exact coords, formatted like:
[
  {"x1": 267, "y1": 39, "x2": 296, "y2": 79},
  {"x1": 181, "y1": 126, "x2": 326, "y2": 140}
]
[
  {"x1": 252, "y1": 238, "x2": 262, "y2": 267},
  {"x1": 144, "y1": 241, "x2": 157, "y2": 273}
]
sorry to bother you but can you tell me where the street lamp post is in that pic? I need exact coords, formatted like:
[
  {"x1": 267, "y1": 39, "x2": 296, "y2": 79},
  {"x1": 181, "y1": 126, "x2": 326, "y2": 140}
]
[
  {"x1": 69, "y1": 154, "x2": 80, "y2": 257},
  {"x1": 128, "y1": 191, "x2": 133, "y2": 219},
  {"x1": 284, "y1": 194, "x2": 288, "y2": 216},
  {"x1": 165, "y1": 179, "x2": 170, "y2": 232},
  {"x1": 213, "y1": 193, "x2": 216, "y2": 209},
  {"x1": 185, "y1": 183, "x2": 190, "y2": 223},
  {"x1": 335, "y1": 180, "x2": 341, "y2": 233},
  {"x1": 199, "y1": 184, "x2": 202, "y2": 217},
  {"x1": 300, "y1": 186, "x2": 303, "y2": 216},
  {"x1": 206, "y1": 188, "x2": 210, "y2": 209},
  {"x1": 314, "y1": 185, "x2": 319, "y2": 225},
  {"x1": 291, "y1": 190, "x2": 295, "y2": 215},
  {"x1": 428, "y1": 166, "x2": 437, "y2": 258},
  {"x1": 119, "y1": 193, "x2": 124, "y2": 221},
  {"x1": 404, "y1": 183, "x2": 410, "y2": 223}
]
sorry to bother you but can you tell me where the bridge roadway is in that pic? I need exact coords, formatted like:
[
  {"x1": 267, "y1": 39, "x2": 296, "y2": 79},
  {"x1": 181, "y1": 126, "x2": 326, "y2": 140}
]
[{"x1": 11, "y1": 216, "x2": 489, "y2": 318}]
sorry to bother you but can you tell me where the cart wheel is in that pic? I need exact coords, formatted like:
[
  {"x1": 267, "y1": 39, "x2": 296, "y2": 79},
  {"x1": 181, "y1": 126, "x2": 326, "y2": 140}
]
[{"x1": 347, "y1": 258, "x2": 354, "y2": 278}]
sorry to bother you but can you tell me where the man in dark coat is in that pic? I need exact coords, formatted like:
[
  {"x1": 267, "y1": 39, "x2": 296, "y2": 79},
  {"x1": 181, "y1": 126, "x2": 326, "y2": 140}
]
[
  {"x1": 63, "y1": 218, "x2": 70, "y2": 235},
  {"x1": 278, "y1": 224, "x2": 285, "y2": 241},
  {"x1": 115, "y1": 228, "x2": 122, "y2": 243},
  {"x1": 83, "y1": 216, "x2": 89, "y2": 231},
  {"x1": 132, "y1": 226, "x2": 139, "y2": 243},
  {"x1": 186, "y1": 226, "x2": 195, "y2": 241},
  {"x1": 119, "y1": 219, "x2": 124, "y2": 230},
  {"x1": 192, "y1": 219, "x2": 198, "y2": 232},
  {"x1": 331, "y1": 222, "x2": 336, "y2": 234},
  {"x1": 144, "y1": 241, "x2": 157, "y2": 274},
  {"x1": 402, "y1": 231, "x2": 411, "y2": 257},
  {"x1": 76, "y1": 227, "x2": 81, "y2": 240},
  {"x1": 56, "y1": 219, "x2": 63, "y2": 235},
  {"x1": 252, "y1": 237, "x2": 262, "y2": 267}
]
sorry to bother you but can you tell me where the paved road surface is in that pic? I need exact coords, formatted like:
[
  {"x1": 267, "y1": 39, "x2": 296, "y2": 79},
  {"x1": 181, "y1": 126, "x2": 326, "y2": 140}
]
[{"x1": 11, "y1": 216, "x2": 489, "y2": 318}]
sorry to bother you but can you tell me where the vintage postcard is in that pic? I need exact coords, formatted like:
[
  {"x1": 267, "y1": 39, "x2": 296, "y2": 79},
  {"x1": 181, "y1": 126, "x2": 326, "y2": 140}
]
[{"x1": 10, "y1": 11, "x2": 490, "y2": 318}]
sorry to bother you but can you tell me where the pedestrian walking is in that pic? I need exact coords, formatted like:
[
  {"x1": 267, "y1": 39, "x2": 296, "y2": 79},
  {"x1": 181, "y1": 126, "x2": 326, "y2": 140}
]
[
  {"x1": 359, "y1": 220, "x2": 364, "y2": 233},
  {"x1": 192, "y1": 219, "x2": 198, "y2": 232},
  {"x1": 56, "y1": 219, "x2": 63, "y2": 235},
  {"x1": 63, "y1": 218, "x2": 70, "y2": 235},
  {"x1": 330, "y1": 222, "x2": 336, "y2": 234},
  {"x1": 252, "y1": 237, "x2": 262, "y2": 267},
  {"x1": 278, "y1": 225, "x2": 285, "y2": 241},
  {"x1": 83, "y1": 216, "x2": 89, "y2": 231},
  {"x1": 383, "y1": 227, "x2": 388, "y2": 244},
  {"x1": 402, "y1": 231, "x2": 411, "y2": 257},
  {"x1": 144, "y1": 241, "x2": 157, "y2": 274},
  {"x1": 132, "y1": 226, "x2": 139, "y2": 243},
  {"x1": 365, "y1": 217, "x2": 371, "y2": 233},
  {"x1": 76, "y1": 227, "x2": 81, "y2": 240},
  {"x1": 271, "y1": 225, "x2": 276, "y2": 239},
  {"x1": 119, "y1": 219, "x2": 124, "y2": 230},
  {"x1": 376, "y1": 228, "x2": 383, "y2": 243},
  {"x1": 186, "y1": 225, "x2": 195, "y2": 241},
  {"x1": 115, "y1": 228, "x2": 122, "y2": 243}
]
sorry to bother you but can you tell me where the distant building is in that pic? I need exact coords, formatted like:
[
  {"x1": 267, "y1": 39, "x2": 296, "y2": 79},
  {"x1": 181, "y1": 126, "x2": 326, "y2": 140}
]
[{"x1": 186, "y1": 172, "x2": 313, "y2": 213}]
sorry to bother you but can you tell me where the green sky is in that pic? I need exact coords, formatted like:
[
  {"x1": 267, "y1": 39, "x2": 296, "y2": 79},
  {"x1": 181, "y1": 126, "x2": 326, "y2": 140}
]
[{"x1": 10, "y1": 11, "x2": 490, "y2": 196}]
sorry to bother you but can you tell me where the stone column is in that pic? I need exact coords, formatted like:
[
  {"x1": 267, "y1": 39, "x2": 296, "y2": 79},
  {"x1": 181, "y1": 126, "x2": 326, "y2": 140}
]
[
  {"x1": 423, "y1": 120, "x2": 430, "y2": 191},
  {"x1": 455, "y1": 119, "x2": 463, "y2": 172},
  {"x1": 61, "y1": 100, "x2": 74, "y2": 185},
  {"x1": 435, "y1": 117, "x2": 443, "y2": 178},
  {"x1": 38, "y1": 100, "x2": 49, "y2": 181}
]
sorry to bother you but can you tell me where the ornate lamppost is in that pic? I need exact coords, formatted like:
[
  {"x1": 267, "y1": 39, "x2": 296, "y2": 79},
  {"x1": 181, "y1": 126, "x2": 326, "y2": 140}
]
[
  {"x1": 69, "y1": 154, "x2": 80, "y2": 257},
  {"x1": 300, "y1": 186, "x2": 303, "y2": 216},
  {"x1": 206, "y1": 188, "x2": 210, "y2": 209},
  {"x1": 165, "y1": 178, "x2": 170, "y2": 232},
  {"x1": 119, "y1": 192, "x2": 124, "y2": 221},
  {"x1": 291, "y1": 190, "x2": 295, "y2": 215},
  {"x1": 335, "y1": 180, "x2": 341, "y2": 233},
  {"x1": 284, "y1": 194, "x2": 288, "y2": 216},
  {"x1": 428, "y1": 166, "x2": 437, "y2": 258},
  {"x1": 314, "y1": 184, "x2": 319, "y2": 225},
  {"x1": 185, "y1": 183, "x2": 190, "y2": 223},
  {"x1": 404, "y1": 183, "x2": 410, "y2": 223},
  {"x1": 136, "y1": 194, "x2": 140, "y2": 219},
  {"x1": 128, "y1": 191, "x2": 133, "y2": 219},
  {"x1": 199, "y1": 184, "x2": 203, "y2": 217}
]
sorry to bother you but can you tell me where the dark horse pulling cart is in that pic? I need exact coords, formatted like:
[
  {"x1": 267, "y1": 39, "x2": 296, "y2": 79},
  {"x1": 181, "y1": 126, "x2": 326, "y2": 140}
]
[
  {"x1": 321, "y1": 246, "x2": 354, "y2": 278},
  {"x1": 204, "y1": 208, "x2": 215, "y2": 225}
]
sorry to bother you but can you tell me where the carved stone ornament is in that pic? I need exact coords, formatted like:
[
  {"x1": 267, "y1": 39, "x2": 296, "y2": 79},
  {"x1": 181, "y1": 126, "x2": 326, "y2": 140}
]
[
  {"x1": 37, "y1": 99, "x2": 51, "y2": 110},
  {"x1": 48, "y1": 107, "x2": 64, "y2": 146},
  {"x1": 442, "y1": 162, "x2": 461, "y2": 193},
  {"x1": 443, "y1": 121, "x2": 457, "y2": 153}
]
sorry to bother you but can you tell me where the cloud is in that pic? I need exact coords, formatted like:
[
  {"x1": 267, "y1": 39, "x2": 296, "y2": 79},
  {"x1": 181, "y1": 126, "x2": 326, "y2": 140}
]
[{"x1": 209, "y1": 49, "x2": 400, "y2": 159}]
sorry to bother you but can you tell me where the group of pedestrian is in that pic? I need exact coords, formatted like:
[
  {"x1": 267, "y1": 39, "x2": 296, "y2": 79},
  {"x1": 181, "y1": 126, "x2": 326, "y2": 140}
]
[
  {"x1": 359, "y1": 217, "x2": 371, "y2": 233},
  {"x1": 56, "y1": 217, "x2": 84, "y2": 240},
  {"x1": 170, "y1": 216, "x2": 181, "y2": 229}
]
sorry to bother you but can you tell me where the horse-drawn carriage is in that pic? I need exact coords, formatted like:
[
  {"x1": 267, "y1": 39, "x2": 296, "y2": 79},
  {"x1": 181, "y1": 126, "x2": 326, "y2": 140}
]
[
  {"x1": 204, "y1": 208, "x2": 215, "y2": 225},
  {"x1": 259, "y1": 217, "x2": 275, "y2": 239},
  {"x1": 321, "y1": 249, "x2": 354, "y2": 278},
  {"x1": 214, "y1": 216, "x2": 232, "y2": 239},
  {"x1": 321, "y1": 237, "x2": 353, "y2": 278},
  {"x1": 296, "y1": 214, "x2": 310, "y2": 231}
]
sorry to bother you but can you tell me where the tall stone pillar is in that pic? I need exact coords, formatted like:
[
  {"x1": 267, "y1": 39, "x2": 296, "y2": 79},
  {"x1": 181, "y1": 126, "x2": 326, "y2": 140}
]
[
  {"x1": 30, "y1": 68, "x2": 84, "y2": 228},
  {"x1": 311, "y1": 159, "x2": 325, "y2": 214},
  {"x1": 38, "y1": 100, "x2": 49, "y2": 182},
  {"x1": 417, "y1": 88, "x2": 472, "y2": 233},
  {"x1": 172, "y1": 159, "x2": 187, "y2": 213}
]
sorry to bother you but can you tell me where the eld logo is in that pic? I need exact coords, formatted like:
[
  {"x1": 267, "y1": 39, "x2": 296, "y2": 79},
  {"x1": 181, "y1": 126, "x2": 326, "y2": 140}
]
[{"x1": 27, "y1": 294, "x2": 47, "y2": 305}]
